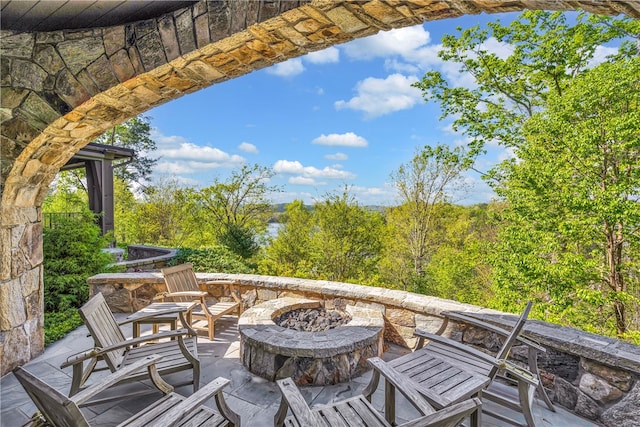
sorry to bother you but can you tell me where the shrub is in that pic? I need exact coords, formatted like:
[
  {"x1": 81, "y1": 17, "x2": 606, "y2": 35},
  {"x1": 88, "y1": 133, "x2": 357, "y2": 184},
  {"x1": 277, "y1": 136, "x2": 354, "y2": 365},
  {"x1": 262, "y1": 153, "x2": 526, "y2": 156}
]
[
  {"x1": 44, "y1": 309, "x2": 84, "y2": 345},
  {"x1": 43, "y1": 209, "x2": 112, "y2": 311},
  {"x1": 169, "y1": 246, "x2": 256, "y2": 273}
]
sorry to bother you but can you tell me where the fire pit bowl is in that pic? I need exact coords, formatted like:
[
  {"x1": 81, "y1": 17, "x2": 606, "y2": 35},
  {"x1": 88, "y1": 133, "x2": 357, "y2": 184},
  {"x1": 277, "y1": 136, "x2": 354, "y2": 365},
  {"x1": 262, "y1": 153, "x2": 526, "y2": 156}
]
[{"x1": 238, "y1": 298, "x2": 384, "y2": 385}]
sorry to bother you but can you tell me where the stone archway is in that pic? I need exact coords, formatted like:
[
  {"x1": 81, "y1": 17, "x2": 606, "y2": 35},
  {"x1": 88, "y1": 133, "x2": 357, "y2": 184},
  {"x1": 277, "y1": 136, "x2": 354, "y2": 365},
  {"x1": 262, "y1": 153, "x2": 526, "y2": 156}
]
[{"x1": 1, "y1": 0, "x2": 638, "y2": 374}]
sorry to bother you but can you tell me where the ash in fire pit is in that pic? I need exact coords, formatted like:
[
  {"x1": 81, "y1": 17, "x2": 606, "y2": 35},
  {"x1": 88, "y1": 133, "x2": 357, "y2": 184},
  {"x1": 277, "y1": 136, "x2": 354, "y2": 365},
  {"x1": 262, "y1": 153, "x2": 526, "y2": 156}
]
[{"x1": 274, "y1": 308, "x2": 352, "y2": 332}]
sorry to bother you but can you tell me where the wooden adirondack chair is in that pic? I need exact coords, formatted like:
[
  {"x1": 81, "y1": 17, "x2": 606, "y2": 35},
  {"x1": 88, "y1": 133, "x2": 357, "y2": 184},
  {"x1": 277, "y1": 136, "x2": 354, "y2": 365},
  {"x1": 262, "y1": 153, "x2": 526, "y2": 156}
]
[
  {"x1": 387, "y1": 302, "x2": 540, "y2": 427},
  {"x1": 275, "y1": 357, "x2": 482, "y2": 427},
  {"x1": 61, "y1": 292, "x2": 200, "y2": 397},
  {"x1": 158, "y1": 263, "x2": 242, "y2": 340},
  {"x1": 15, "y1": 355, "x2": 240, "y2": 427}
]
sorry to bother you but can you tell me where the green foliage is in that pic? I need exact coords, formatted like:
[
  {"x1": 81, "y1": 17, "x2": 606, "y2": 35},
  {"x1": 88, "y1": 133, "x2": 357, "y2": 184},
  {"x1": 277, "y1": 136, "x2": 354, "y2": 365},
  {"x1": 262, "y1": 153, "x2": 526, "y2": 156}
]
[
  {"x1": 44, "y1": 309, "x2": 83, "y2": 346},
  {"x1": 492, "y1": 57, "x2": 640, "y2": 337},
  {"x1": 190, "y1": 164, "x2": 280, "y2": 258},
  {"x1": 413, "y1": 11, "x2": 638, "y2": 156},
  {"x1": 43, "y1": 209, "x2": 113, "y2": 312},
  {"x1": 260, "y1": 193, "x2": 385, "y2": 285},
  {"x1": 169, "y1": 247, "x2": 256, "y2": 274},
  {"x1": 93, "y1": 115, "x2": 158, "y2": 184}
]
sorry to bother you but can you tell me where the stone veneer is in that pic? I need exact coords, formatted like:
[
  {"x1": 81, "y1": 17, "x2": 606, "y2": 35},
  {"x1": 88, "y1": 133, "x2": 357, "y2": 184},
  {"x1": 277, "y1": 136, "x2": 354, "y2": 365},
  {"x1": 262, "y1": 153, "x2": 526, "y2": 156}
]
[
  {"x1": 2, "y1": 0, "x2": 639, "y2": 378},
  {"x1": 87, "y1": 272, "x2": 640, "y2": 425},
  {"x1": 238, "y1": 297, "x2": 384, "y2": 385}
]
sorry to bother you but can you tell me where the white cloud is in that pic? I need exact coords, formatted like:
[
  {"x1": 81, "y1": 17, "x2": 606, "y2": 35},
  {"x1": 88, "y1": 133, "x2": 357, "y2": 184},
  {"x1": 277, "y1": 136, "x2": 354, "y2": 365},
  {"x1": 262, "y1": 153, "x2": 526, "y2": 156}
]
[
  {"x1": 274, "y1": 160, "x2": 356, "y2": 182},
  {"x1": 150, "y1": 129, "x2": 245, "y2": 181},
  {"x1": 289, "y1": 176, "x2": 319, "y2": 185},
  {"x1": 350, "y1": 184, "x2": 396, "y2": 205},
  {"x1": 238, "y1": 142, "x2": 258, "y2": 154},
  {"x1": 587, "y1": 45, "x2": 619, "y2": 69},
  {"x1": 267, "y1": 58, "x2": 305, "y2": 77},
  {"x1": 343, "y1": 26, "x2": 431, "y2": 60},
  {"x1": 335, "y1": 74, "x2": 422, "y2": 118},
  {"x1": 306, "y1": 47, "x2": 339, "y2": 64},
  {"x1": 312, "y1": 132, "x2": 368, "y2": 147},
  {"x1": 325, "y1": 152, "x2": 348, "y2": 161}
]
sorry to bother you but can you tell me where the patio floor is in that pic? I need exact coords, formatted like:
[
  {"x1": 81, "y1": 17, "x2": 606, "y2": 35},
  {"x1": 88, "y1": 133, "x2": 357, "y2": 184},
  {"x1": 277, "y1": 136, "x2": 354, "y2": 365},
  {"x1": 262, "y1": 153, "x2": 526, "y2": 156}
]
[{"x1": 1, "y1": 315, "x2": 597, "y2": 427}]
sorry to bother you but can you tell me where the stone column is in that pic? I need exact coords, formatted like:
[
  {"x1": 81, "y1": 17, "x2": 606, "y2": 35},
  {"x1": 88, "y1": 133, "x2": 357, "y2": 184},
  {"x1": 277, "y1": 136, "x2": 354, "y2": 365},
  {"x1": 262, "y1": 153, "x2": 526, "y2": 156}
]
[{"x1": 0, "y1": 205, "x2": 44, "y2": 374}]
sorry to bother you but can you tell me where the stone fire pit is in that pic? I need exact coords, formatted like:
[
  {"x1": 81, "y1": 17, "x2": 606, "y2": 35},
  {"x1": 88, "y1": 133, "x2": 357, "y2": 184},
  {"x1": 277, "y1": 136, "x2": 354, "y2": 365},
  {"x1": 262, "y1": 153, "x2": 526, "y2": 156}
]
[{"x1": 238, "y1": 298, "x2": 384, "y2": 385}]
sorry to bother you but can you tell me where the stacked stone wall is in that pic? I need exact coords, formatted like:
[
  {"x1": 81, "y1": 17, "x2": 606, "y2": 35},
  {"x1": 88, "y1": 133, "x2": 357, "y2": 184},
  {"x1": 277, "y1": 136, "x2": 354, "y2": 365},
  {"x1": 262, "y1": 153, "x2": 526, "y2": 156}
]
[{"x1": 87, "y1": 271, "x2": 640, "y2": 425}]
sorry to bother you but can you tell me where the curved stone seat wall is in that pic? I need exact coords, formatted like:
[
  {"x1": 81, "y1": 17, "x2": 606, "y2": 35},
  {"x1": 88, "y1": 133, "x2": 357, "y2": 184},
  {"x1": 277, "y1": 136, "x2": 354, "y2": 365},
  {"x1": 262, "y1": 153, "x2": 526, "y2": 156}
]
[
  {"x1": 111, "y1": 245, "x2": 178, "y2": 271},
  {"x1": 87, "y1": 272, "x2": 640, "y2": 424}
]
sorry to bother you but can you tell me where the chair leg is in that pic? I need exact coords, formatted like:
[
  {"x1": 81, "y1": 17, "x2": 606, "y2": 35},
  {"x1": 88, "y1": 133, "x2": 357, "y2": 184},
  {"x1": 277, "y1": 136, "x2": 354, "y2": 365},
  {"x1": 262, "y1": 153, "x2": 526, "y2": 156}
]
[
  {"x1": 208, "y1": 318, "x2": 215, "y2": 341},
  {"x1": 518, "y1": 380, "x2": 537, "y2": 427}
]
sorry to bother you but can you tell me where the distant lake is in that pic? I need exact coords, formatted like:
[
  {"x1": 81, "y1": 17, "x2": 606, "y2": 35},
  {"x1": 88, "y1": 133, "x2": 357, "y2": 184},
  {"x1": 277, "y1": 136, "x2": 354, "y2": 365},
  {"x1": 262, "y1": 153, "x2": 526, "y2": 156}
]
[{"x1": 267, "y1": 223, "x2": 282, "y2": 239}]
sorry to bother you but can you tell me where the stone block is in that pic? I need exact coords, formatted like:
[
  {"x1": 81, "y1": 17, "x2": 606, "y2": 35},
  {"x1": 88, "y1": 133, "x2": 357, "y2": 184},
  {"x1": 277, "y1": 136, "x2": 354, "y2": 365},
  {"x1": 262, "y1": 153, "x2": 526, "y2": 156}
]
[
  {"x1": 208, "y1": 1, "x2": 231, "y2": 41},
  {"x1": 136, "y1": 31, "x2": 166, "y2": 72},
  {"x1": 87, "y1": 55, "x2": 119, "y2": 91},
  {"x1": 20, "y1": 265, "x2": 40, "y2": 297},
  {"x1": 386, "y1": 308, "x2": 416, "y2": 328},
  {"x1": 12, "y1": 60, "x2": 47, "y2": 92},
  {"x1": 257, "y1": 288, "x2": 278, "y2": 301},
  {"x1": 103, "y1": 26, "x2": 125, "y2": 56},
  {"x1": 581, "y1": 358, "x2": 633, "y2": 391},
  {"x1": 176, "y1": 10, "x2": 196, "y2": 54},
  {"x1": 579, "y1": 373, "x2": 623, "y2": 404},
  {"x1": 575, "y1": 390, "x2": 602, "y2": 420},
  {"x1": 0, "y1": 33, "x2": 34, "y2": 58},
  {"x1": 0, "y1": 279, "x2": 26, "y2": 329},
  {"x1": 601, "y1": 382, "x2": 640, "y2": 426},
  {"x1": 539, "y1": 347, "x2": 580, "y2": 382},
  {"x1": 415, "y1": 313, "x2": 448, "y2": 334},
  {"x1": 57, "y1": 37, "x2": 104, "y2": 74},
  {"x1": 55, "y1": 70, "x2": 91, "y2": 108},
  {"x1": 194, "y1": 14, "x2": 210, "y2": 47},
  {"x1": 325, "y1": 6, "x2": 368, "y2": 33},
  {"x1": 19, "y1": 92, "x2": 60, "y2": 129},
  {"x1": 34, "y1": 44, "x2": 65, "y2": 74},
  {"x1": 0, "y1": 326, "x2": 30, "y2": 373},
  {"x1": 158, "y1": 15, "x2": 180, "y2": 61}
]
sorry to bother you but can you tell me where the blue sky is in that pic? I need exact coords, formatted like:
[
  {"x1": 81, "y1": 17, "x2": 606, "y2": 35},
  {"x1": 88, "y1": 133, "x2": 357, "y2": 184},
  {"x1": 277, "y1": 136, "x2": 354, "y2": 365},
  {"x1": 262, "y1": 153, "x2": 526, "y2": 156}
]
[{"x1": 145, "y1": 11, "x2": 616, "y2": 206}]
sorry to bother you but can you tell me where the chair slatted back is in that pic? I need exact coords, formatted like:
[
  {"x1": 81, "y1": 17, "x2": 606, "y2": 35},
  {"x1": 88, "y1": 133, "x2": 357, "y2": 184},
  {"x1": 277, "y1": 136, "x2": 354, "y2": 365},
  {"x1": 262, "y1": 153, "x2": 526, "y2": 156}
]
[
  {"x1": 14, "y1": 367, "x2": 90, "y2": 427},
  {"x1": 79, "y1": 292, "x2": 127, "y2": 371},
  {"x1": 496, "y1": 301, "x2": 533, "y2": 360},
  {"x1": 162, "y1": 263, "x2": 200, "y2": 303}
]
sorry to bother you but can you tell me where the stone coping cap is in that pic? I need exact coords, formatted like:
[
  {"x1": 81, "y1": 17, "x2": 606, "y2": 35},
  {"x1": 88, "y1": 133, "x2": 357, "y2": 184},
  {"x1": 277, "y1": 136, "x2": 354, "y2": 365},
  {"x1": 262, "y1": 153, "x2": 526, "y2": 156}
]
[
  {"x1": 238, "y1": 298, "x2": 384, "y2": 358},
  {"x1": 460, "y1": 312, "x2": 640, "y2": 374}
]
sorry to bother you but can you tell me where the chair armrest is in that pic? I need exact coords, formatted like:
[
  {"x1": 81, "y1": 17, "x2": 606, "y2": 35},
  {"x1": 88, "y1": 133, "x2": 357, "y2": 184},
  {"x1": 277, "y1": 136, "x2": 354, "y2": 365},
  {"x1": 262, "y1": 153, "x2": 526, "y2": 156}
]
[
  {"x1": 140, "y1": 377, "x2": 240, "y2": 427},
  {"x1": 60, "y1": 349, "x2": 100, "y2": 369},
  {"x1": 442, "y1": 311, "x2": 546, "y2": 353},
  {"x1": 275, "y1": 378, "x2": 321, "y2": 427},
  {"x1": 72, "y1": 355, "x2": 164, "y2": 406},
  {"x1": 153, "y1": 292, "x2": 168, "y2": 301},
  {"x1": 414, "y1": 330, "x2": 497, "y2": 365},
  {"x1": 399, "y1": 397, "x2": 482, "y2": 427},
  {"x1": 497, "y1": 359, "x2": 539, "y2": 387},
  {"x1": 367, "y1": 357, "x2": 435, "y2": 416}
]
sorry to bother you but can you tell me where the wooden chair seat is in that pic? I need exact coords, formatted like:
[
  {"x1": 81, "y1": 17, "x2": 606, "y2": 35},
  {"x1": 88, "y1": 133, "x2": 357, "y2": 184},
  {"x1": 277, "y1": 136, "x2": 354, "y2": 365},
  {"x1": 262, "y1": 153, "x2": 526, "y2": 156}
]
[
  {"x1": 15, "y1": 355, "x2": 240, "y2": 427},
  {"x1": 61, "y1": 293, "x2": 200, "y2": 397},
  {"x1": 388, "y1": 302, "x2": 540, "y2": 427},
  {"x1": 275, "y1": 358, "x2": 482, "y2": 427},
  {"x1": 160, "y1": 263, "x2": 242, "y2": 340}
]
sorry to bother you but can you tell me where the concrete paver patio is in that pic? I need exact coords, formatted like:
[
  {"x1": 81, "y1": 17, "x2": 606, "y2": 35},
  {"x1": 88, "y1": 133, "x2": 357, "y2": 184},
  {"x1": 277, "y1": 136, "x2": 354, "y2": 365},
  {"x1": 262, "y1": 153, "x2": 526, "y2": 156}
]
[{"x1": 1, "y1": 316, "x2": 597, "y2": 427}]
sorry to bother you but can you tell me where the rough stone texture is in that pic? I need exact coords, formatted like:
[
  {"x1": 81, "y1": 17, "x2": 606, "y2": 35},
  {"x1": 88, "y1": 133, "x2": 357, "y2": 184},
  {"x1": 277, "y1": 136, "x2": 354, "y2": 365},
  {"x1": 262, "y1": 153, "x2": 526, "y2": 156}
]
[
  {"x1": 554, "y1": 376, "x2": 579, "y2": 410},
  {"x1": 238, "y1": 298, "x2": 383, "y2": 385},
  {"x1": 579, "y1": 373, "x2": 624, "y2": 404},
  {"x1": 601, "y1": 382, "x2": 640, "y2": 426},
  {"x1": 575, "y1": 391, "x2": 602, "y2": 420},
  {"x1": 581, "y1": 358, "x2": 633, "y2": 392}
]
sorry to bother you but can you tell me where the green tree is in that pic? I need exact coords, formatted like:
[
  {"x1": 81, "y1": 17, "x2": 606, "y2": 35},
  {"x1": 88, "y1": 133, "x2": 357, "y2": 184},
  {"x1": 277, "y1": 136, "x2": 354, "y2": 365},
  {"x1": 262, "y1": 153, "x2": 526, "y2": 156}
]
[
  {"x1": 309, "y1": 190, "x2": 384, "y2": 284},
  {"x1": 414, "y1": 11, "x2": 638, "y2": 156},
  {"x1": 93, "y1": 115, "x2": 158, "y2": 184},
  {"x1": 384, "y1": 144, "x2": 472, "y2": 290},
  {"x1": 193, "y1": 164, "x2": 279, "y2": 258},
  {"x1": 259, "y1": 200, "x2": 314, "y2": 277},
  {"x1": 43, "y1": 208, "x2": 113, "y2": 312},
  {"x1": 493, "y1": 58, "x2": 640, "y2": 338}
]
